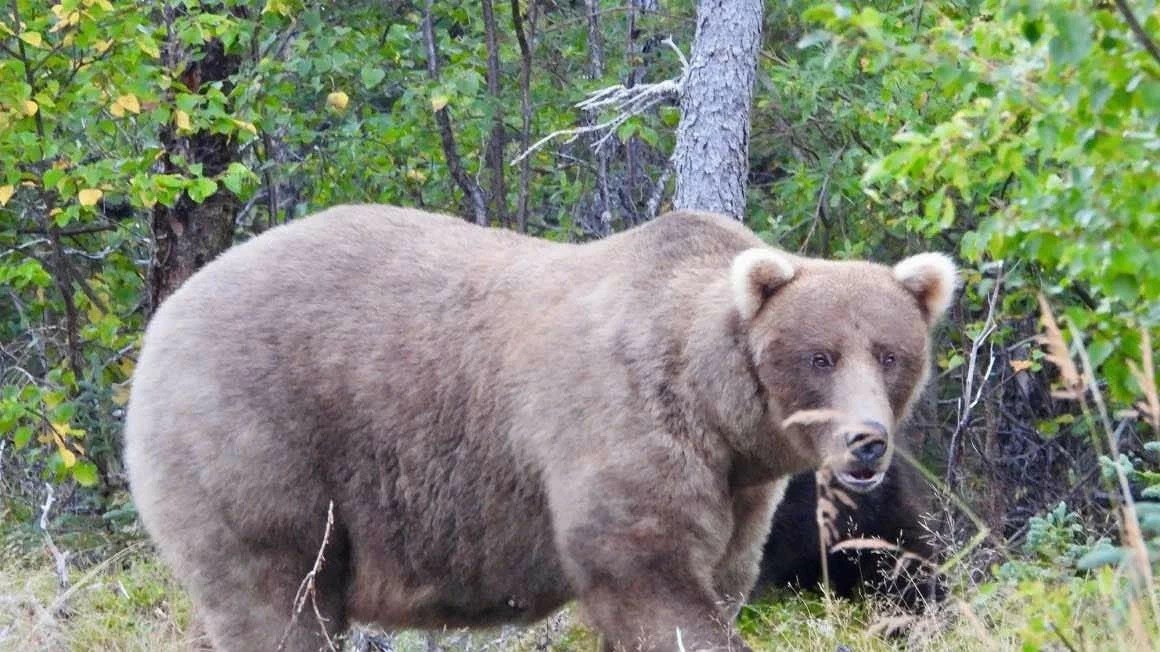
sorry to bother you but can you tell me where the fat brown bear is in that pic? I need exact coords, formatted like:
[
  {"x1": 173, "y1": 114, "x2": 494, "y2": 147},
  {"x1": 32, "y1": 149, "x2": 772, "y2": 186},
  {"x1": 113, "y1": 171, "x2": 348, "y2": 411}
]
[{"x1": 124, "y1": 205, "x2": 957, "y2": 651}]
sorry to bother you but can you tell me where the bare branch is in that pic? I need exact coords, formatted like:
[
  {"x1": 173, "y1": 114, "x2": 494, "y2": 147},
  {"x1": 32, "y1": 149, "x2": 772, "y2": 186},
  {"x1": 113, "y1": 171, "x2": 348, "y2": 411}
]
[
  {"x1": 39, "y1": 483, "x2": 70, "y2": 589},
  {"x1": 645, "y1": 161, "x2": 672, "y2": 219},
  {"x1": 1112, "y1": 0, "x2": 1160, "y2": 68},
  {"x1": 422, "y1": 0, "x2": 488, "y2": 225},
  {"x1": 277, "y1": 501, "x2": 338, "y2": 652},
  {"x1": 510, "y1": 38, "x2": 687, "y2": 166},
  {"x1": 946, "y1": 264, "x2": 1003, "y2": 485}
]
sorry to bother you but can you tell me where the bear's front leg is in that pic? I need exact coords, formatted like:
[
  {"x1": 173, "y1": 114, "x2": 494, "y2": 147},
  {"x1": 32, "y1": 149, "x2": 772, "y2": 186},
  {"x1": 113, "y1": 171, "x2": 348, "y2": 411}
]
[
  {"x1": 553, "y1": 468, "x2": 751, "y2": 651},
  {"x1": 712, "y1": 478, "x2": 790, "y2": 618}
]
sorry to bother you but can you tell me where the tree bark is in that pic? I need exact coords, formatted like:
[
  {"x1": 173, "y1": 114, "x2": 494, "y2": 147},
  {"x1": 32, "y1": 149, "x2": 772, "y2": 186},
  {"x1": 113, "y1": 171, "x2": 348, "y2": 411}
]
[
  {"x1": 671, "y1": 0, "x2": 763, "y2": 220},
  {"x1": 481, "y1": 0, "x2": 508, "y2": 227},
  {"x1": 510, "y1": 0, "x2": 537, "y2": 232},
  {"x1": 584, "y1": 0, "x2": 613, "y2": 234},
  {"x1": 423, "y1": 0, "x2": 489, "y2": 226},
  {"x1": 149, "y1": 32, "x2": 240, "y2": 311}
]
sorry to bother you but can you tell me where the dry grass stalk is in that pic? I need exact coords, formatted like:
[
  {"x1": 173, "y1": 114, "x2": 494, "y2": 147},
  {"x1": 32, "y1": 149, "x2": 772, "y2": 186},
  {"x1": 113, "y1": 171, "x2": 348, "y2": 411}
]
[
  {"x1": 814, "y1": 467, "x2": 834, "y2": 597},
  {"x1": 1126, "y1": 327, "x2": 1159, "y2": 433},
  {"x1": 892, "y1": 447, "x2": 994, "y2": 576},
  {"x1": 277, "y1": 501, "x2": 338, "y2": 652},
  {"x1": 956, "y1": 598, "x2": 997, "y2": 648},
  {"x1": 867, "y1": 615, "x2": 919, "y2": 638},
  {"x1": 1035, "y1": 293, "x2": 1086, "y2": 400},
  {"x1": 780, "y1": 408, "x2": 845, "y2": 430},
  {"x1": 1036, "y1": 296, "x2": 1160, "y2": 627},
  {"x1": 828, "y1": 537, "x2": 940, "y2": 579}
]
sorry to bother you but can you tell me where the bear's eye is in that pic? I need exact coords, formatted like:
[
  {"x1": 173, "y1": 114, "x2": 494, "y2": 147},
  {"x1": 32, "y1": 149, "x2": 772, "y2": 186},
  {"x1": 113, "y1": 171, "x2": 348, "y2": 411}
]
[
  {"x1": 810, "y1": 352, "x2": 834, "y2": 369},
  {"x1": 880, "y1": 352, "x2": 897, "y2": 368}
]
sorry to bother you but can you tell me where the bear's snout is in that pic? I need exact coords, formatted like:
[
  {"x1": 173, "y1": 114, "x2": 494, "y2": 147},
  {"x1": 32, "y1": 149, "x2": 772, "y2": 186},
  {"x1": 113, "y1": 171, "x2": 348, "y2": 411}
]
[
  {"x1": 851, "y1": 439, "x2": 887, "y2": 466},
  {"x1": 845, "y1": 421, "x2": 888, "y2": 466},
  {"x1": 833, "y1": 420, "x2": 892, "y2": 493}
]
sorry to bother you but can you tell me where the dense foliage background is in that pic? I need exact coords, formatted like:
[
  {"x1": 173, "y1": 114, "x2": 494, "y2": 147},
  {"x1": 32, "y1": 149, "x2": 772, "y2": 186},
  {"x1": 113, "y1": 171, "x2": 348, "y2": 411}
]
[{"x1": 1, "y1": 0, "x2": 1158, "y2": 649}]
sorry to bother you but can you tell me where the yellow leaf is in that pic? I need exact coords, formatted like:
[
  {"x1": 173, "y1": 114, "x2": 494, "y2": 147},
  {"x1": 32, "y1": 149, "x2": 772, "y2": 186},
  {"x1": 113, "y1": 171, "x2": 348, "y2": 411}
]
[
  {"x1": 1010, "y1": 359, "x2": 1033, "y2": 373},
  {"x1": 263, "y1": 0, "x2": 291, "y2": 16},
  {"x1": 0, "y1": 185, "x2": 13, "y2": 206},
  {"x1": 111, "y1": 382, "x2": 131, "y2": 406},
  {"x1": 231, "y1": 119, "x2": 257, "y2": 134},
  {"x1": 114, "y1": 94, "x2": 141, "y2": 115},
  {"x1": 78, "y1": 188, "x2": 103, "y2": 206},
  {"x1": 50, "y1": 424, "x2": 84, "y2": 468},
  {"x1": 110, "y1": 102, "x2": 124, "y2": 118},
  {"x1": 21, "y1": 100, "x2": 37, "y2": 116},
  {"x1": 174, "y1": 109, "x2": 192, "y2": 131},
  {"x1": 326, "y1": 91, "x2": 349, "y2": 111},
  {"x1": 94, "y1": 39, "x2": 112, "y2": 54},
  {"x1": 50, "y1": 5, "x2": 80, "y2": 31},
  {"x1": 91, "y1": 0, "x2": 115, "y2": 11},
  {"x1": 137, "y1": 35, "x2": 160, "y2": 59},
  {"x1": 430, "y1": 93, "x2": 449, "y2": 112},
  {"x1": 137, "y1": 188, "x2": 156, "y2": 208},
  {"x1": 19, "y1": 32, "x2": 43, "y2": 48},
  {"x1": 59, "y1": 444, "x2": 76, "y2": 468},
  {"x1": 405, "y1": 169, "x2": 427, "y2": 183},
  {"x1": 117, "y1": 357, "x2": 135, "y2": 378}
]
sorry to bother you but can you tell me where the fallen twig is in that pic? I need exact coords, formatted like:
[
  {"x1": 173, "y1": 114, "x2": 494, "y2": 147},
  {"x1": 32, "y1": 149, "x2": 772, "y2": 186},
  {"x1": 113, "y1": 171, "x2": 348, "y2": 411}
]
[{"x1": 277, "y1": 501, "x2": 338, "y2": 652}]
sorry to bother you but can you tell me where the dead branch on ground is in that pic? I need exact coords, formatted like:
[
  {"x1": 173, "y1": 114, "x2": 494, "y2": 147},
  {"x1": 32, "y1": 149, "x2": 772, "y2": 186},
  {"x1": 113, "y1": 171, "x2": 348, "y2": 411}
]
[{"x1": 277, "y1": 501, "x2": 338, "y2": 652}]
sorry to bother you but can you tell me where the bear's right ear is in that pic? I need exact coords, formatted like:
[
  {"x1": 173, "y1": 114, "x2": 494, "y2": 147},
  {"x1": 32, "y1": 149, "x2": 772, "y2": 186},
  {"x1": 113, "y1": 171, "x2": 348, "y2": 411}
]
[{"x1": 730, "y1": 248, "x2": 796, "y2": 321}]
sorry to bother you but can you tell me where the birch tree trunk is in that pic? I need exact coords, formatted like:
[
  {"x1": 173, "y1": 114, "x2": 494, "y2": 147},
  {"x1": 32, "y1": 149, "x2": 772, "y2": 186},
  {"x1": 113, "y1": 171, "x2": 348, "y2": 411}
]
[{"x1": 672, "y1": 0, "x2": 763, "y2": 220}]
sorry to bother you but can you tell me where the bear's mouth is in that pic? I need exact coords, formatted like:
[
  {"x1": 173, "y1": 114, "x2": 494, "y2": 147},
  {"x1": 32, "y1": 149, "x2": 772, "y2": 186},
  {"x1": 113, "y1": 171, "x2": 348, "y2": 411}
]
[{"x1": 835, "y1": 467, "x2": 886, "y2": 493}]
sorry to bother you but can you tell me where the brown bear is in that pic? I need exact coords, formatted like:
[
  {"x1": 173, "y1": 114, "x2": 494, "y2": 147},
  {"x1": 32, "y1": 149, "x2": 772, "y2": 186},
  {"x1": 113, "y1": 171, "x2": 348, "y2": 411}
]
[
  {"x1": 124, "y1": 205, "x2": 956, "y2": 652},
  {"x1": 757, "y1": 461, "x2": 944, "y2": 610}
]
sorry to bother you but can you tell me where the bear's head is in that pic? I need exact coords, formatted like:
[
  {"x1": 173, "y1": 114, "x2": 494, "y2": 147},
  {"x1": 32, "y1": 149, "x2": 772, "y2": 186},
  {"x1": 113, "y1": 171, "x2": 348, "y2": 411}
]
[{"x1": 706, "y1": 248, "x2": 957, "y2": 491}]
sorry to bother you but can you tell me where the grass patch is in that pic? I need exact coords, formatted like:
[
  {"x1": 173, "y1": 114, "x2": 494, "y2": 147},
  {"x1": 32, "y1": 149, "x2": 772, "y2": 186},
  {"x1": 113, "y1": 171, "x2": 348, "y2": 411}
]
[
  {"x1": 2, "y1": 538, "x2": 1158, "y2": 651},
  {"x1": 0, "y1": 544, "x2": 197, "y2": 651}
]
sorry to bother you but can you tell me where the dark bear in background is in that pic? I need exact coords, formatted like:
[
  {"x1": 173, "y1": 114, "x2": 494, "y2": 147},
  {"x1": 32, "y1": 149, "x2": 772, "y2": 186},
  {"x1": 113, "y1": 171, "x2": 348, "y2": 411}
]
[{"x1": 756, "y1": 460, "x2": 944, "y2": 609}]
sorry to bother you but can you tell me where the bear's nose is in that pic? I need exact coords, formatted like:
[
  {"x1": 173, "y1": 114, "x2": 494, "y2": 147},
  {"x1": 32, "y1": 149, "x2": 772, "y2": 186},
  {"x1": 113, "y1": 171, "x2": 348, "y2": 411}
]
[
  {"x1": 845, "y1": 421, "x2": 888, "y2": 465},
  {"x1": 851, "y1": 439, "x2": 887, "y2": 465}
]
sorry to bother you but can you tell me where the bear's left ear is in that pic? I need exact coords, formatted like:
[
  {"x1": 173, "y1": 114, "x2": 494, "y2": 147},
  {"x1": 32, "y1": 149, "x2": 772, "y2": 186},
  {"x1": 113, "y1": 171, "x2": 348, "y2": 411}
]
[
  {"x1": 731, "y1": 248, "x2": 796, "y2": 321},
  {"x1": 893, "y1": 252, "x2": 959, "y2": 324}
]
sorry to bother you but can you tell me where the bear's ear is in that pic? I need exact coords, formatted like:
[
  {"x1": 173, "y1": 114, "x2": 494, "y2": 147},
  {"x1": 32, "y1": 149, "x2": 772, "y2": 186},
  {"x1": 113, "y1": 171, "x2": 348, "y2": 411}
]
[
  {"x1": 731, "y1": 248, "x2": 796, "y2": 321},
  {"x1": 893, "y1": 252, "x2": 959, "y2": 323}
]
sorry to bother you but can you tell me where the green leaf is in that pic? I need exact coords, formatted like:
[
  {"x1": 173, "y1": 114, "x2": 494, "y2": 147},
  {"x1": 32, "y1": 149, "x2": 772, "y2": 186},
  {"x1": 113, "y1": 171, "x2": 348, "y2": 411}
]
[
  {"x1": 188, "y1": 177, "x2": 218, "y2": 203},
  {"x1": 1075, "y1": 546, "x2": 1124, "y2": 571},
  {"x1": 361, "y1": 66, "x2": 386, "y2": 89},
  {"x1": 1048, "y1": 11, "x2": 1092, "y2": 66},
  {"x1": 13, "y1": 426, "x2": 33, "y2": 449},
  {"x1": 1022, "y1": 20, "x2": 1042, "y2": 44},
  {"x1": 73, "y1": 460, "x2": 100, "y2": 487}
]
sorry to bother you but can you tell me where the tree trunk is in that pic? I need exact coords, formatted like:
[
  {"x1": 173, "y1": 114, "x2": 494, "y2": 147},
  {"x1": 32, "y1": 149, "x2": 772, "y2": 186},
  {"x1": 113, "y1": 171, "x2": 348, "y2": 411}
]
[
  {"x1": 671, "y1": 0, "x2": 763, "y2": 220},
  {"x1": 422, "y1": 0, "x2": 489, "y2": 225},
  {"x1": 481, "y1": 0, "x2": 508, "y2": 227},
  {"x1": 149, "y1": 37, "x2": 240, "y2": 311}
]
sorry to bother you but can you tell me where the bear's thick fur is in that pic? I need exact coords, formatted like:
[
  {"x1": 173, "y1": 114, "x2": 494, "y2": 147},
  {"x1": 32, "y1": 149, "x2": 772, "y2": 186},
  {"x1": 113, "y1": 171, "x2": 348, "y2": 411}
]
[
  {"x1": 757, "y1": 462, "x2": 944, "y2": 609},
  {"x1": 125, "y1": 205, "x2": 956, "y2": 651}
]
